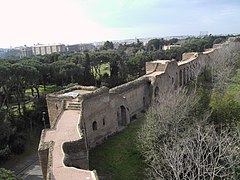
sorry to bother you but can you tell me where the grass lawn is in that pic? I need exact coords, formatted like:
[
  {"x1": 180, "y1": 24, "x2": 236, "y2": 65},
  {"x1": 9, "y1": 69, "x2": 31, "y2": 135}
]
[
  {"x1": 89, "y1": 118, "x2": 145, "y2": 180},
  {"x1": 25, "y1": 84, "x2": 58, "y2": 94}
]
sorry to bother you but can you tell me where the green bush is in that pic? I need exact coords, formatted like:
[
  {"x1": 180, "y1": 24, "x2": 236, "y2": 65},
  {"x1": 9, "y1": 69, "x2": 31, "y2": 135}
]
[
  {"x1": 210, "y1": 89, "x2": 240, "y2": 126},
  {"x1": 0, "y1": 168, "x2": 17, "y2": 180}
]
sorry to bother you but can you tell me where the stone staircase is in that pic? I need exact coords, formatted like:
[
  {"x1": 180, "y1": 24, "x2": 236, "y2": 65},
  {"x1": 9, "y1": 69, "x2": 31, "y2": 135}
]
[{"x1": 67, "y1": 99, "x2": 81, "y2": 110}]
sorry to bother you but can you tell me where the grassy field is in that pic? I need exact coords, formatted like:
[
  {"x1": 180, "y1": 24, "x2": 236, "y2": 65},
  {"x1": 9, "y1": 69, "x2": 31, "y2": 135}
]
[
  {"x1": 25, "y1": 84, "x2": 58, "y2": 94},
  {"x1": 89, "y1": 118, "x2": 145, "y2": 180}
]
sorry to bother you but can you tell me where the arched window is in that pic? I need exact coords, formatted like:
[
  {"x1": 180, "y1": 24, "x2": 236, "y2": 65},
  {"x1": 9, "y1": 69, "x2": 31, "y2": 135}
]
[{"x1": 92, "y1": 121, "x2": 97, "y2": 131}]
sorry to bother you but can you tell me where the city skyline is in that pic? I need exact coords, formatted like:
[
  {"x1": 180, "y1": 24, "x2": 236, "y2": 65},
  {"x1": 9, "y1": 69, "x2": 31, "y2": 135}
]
[{"x1": 1, "y1": 0, "x2": 240, "y2": 48}]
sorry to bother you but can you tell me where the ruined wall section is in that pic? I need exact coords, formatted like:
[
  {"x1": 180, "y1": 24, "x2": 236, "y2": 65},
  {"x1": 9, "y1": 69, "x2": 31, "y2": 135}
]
[
  {"x1": 110, "y1": 77, "x2": 151, "y2": 121},
  {"x1": 81, "y1": 77, "x2": 152, "y2": 148},
  {"x1": 81, "y1": 87, "x2": 117, "y2": 148},
  {"x1": 38, "y1": 131, "x2": 54, "y2": 180},
  {"x1": 46, "y1": 85, "x2": 97, "y2": 128},
  {"x1": 148, "y1": 61, "x2": 179, "y2": 99},
  {"x1": 146, "y1": 61, "x2": 167, "y2": 74},
  {"x1": 46, "y1": 96, "x2": 67, "y2": 128},
  {"x1": 182, "y1": 52, "x2": 198, "y2": 61},
  {"x1": 208, "y1": 40, "x2": 240, "y2": 63}
]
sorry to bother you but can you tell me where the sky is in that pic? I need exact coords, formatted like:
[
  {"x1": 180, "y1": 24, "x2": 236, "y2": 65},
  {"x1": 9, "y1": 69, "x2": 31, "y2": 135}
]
[{"x1": 0, "y1": 0, "x2": 240, "y2": 48}]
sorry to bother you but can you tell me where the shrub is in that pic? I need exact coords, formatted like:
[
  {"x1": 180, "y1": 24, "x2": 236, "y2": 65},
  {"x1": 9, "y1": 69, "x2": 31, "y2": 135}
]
[
  {"x1": 0, "y1": 168, "x2": 17, "y2": 180},
  {"x1": 210, "y1": 89, "x2": 240, "y2": 126}
]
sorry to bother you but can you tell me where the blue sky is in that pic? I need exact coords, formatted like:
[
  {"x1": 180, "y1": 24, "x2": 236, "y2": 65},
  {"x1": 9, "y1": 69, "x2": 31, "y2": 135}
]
[{"x1": 0, "y1": 0, "x2": 239, "y2": 48}]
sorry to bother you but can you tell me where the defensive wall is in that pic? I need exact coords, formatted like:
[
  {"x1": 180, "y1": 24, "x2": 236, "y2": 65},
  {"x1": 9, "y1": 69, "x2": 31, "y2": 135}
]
[{"x1": 38, "y1": 37, "x2": 240, "y2": 179}]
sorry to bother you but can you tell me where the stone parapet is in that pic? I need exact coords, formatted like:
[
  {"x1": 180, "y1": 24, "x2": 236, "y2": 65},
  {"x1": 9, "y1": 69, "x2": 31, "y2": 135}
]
[
  {"x1": 110, "y1": 76, "x2": 149, "y2": 94},
  {"x1": 38, "y1": 130, "x2": 54, "y2": 180}
]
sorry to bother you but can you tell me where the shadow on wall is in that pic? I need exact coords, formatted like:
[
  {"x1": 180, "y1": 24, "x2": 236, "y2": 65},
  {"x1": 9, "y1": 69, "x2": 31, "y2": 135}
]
[{"x1": 62, "y1": 139, "x2": 89, "y2": 170}]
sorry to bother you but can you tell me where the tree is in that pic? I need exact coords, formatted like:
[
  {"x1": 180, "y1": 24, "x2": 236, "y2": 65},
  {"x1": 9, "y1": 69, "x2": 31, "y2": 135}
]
[
  {"x1": 38, "y1": 63, "x2": 50, "y2": 91},
  {"x1": 209, "y1": 41, "x2": 240, "y2": 93},
  {"x1": 126, "y1": 53, "x2": 151, "y2": 80},
  {"x1": 10, "y1": 64, "x2": 39, "y2": 115},
  {"x1": 138, "y1": 88, "x2": 240, "y2": 179},
  {"x1": 147, "y1": 39, "x2": 164, "y2": 51},
  {"x1": 109, "y1": 53, "x2": 121, "y2": 87},
  {"x1": 210, "y1": 90, "x2": 240, "y2": 126},
  {"x1": 0, "y1": 63, "x2": 11, "y2": 111},
  {"x1": 83, "y1": 53, "x2": 92, "y2": 82},
  {"x1": 19, "y1": 59, "x2": 42, "y2": 98},
  {"x1": 138, "y1": 39, "x2": 240, "y2": 180},
  {"x1": 101, "y1": 41, "x2": 114, "y2": 50},
  {"x1": 0, "y1": 119, "x2": 11, "y2": 150},
  {"x1": 90, "y1": 52, "x2": 109, "y2": 83},
  {"x1": 50, "y1": 60, "x2": 67, "y2": 86}
]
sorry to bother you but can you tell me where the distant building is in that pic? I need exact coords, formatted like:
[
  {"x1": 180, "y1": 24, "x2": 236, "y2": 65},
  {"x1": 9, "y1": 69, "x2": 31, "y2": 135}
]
[
  {"x1": 66, "y1": 44, "x2": 95, "y2": 52},
  {"x1": 4, "y1": 48, "x2": 22, "y2": 57},
  {"x1": 0, "y1": 48, "x2": 8, "y2": 58},
  {"x1": 162, "y1": 44, "x2": 181, "y2": 50},
  {"x1": 20, "y1": 46, "x2": 33, "y2": 57},
  {"x1": 32, "y1": 44, "x2": 66, "y2": 55}
]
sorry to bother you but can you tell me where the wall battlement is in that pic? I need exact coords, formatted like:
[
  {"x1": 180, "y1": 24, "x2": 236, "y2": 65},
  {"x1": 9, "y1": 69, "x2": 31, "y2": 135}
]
[{"x1": 38, "y1": 37, "x2": 240, "y2": 180}]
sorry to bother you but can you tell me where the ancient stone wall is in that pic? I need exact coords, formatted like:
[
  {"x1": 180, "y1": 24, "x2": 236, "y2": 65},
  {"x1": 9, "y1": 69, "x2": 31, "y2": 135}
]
[
  {"x1": 38, "y1": 132, "x2": 54, "y2": 180},
  {"x1": 110, "y1": 77, "x2": 151, "y2": 120},
  {"x1": 81, "y1": 78, "x2": 152, "y2": 148},
  {"x1": 46, "y1": 85, "x2": 97, "y2": 127},
  {"x1": 81, "y1": 88, "x2": 117, "y2": 148},
  {"x1": 46, "y1": 96, "x2": 66, "y2": 128},
  {"x1": 182, "y1": 52, "x2": 198, "y2": 61},
  {"x1": 152, "y1": 60, "x2": 179, "y2": 96},
  {"x1": 39, "y1": 37, "x2": 240, "y2": 180}
]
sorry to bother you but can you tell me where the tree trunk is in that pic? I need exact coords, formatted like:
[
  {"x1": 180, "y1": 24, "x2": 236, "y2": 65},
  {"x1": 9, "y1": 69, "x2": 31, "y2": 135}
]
[
  {"x1": 2, "y1": 86, "x2": 9, "y2": 112},
  {"x1": 20, "y1": 89, "x2": 26, "y2": 115},
  {"x1": 31, "y1": 86, "x2": 35, "y2": 97},
  {"x1": 43, "y1": 80, "x2": 46, "y2": 91},
  {"x1": 35, "y1": 86, "x2": 40, "y2": 99},
  {"x1": 15, "y1": 94, "x2": 22, "y2": 116}
]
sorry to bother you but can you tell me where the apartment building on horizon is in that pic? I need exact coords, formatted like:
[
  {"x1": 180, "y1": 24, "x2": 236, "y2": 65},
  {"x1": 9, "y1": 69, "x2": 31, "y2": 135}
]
[{"x1": 32, "y1": 44, "x2": 66, "y2": 55}]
